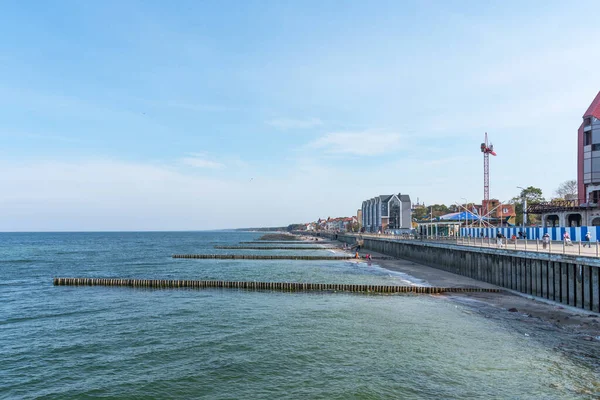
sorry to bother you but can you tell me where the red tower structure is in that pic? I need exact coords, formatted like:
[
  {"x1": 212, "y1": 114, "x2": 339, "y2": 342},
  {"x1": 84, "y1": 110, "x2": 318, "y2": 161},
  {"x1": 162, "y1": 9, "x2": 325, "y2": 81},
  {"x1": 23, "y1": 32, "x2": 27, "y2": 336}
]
[{"x1": 480, "y1": 133, "x2": 496, "y2": 215}]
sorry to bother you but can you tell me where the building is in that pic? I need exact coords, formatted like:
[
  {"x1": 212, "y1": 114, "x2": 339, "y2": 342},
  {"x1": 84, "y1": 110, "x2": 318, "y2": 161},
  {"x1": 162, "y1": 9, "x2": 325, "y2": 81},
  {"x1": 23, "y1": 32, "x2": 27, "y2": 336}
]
[
  {"x1": 356, "y1": 209, "x2": 363, "y2": 229},
  {"x1": 477, "y1": 200, "x2": 516, "y2": 225},
  {"x1": 324, "y1": 216, "x2": 356, "y2": 231},
  {"x1": 531, "y1": 91, "x2": 600, "y2": 227},
  {"x1": 579, "y1": 90, "x2": 600, "y2": 204},
  {"x1": 361, "y1": 194, "x2": 412, "y2": 233}
]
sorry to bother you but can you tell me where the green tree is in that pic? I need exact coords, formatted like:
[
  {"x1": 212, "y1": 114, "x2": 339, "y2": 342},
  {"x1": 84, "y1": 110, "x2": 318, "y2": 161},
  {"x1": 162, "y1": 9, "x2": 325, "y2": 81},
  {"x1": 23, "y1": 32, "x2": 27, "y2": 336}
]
[
  {"x1": 512, "y1": 186, "x2": 545, "y2": 226},
  {"x1": 286, "y1": 224, "x2": 305, "y2": 232},
  {"x1": 413, "y1": 204, "x2": 452, "y2": 221},
  {"x1": 430, "y1": 204, "x2": 450, "y2": 218},
  {"x1": 412, "y1": 207, "x2": 428, "y2": 221}
]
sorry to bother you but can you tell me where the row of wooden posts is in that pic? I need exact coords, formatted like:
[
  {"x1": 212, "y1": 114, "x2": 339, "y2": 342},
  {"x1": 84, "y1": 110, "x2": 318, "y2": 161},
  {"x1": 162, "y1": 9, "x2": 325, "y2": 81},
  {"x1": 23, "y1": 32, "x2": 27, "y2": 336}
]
[
  {"x1": 171, "y1": 254, "x2": 393, "y2": 260},
  {"x1": 213, "y1": 246, "x2": 332, "y2": 250},
  {"x1": 53, "y1": 278, "x2": 500, "y2": 294},
  {"x1": 239, "y1": 241, "x2": 329, "y2": 244}
]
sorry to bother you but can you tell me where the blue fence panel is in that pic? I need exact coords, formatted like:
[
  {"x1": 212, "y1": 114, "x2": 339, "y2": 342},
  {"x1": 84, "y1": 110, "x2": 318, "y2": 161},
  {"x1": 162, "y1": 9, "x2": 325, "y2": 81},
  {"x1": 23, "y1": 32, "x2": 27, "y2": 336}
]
[{"x1": 459, "y1": 226, "x2": 600, "y2": 242}]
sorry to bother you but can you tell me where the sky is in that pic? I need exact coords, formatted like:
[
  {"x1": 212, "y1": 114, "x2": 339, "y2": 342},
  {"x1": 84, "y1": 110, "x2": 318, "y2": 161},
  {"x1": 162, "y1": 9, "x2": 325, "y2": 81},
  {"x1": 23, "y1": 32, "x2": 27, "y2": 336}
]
[{"x1": 1, "y1": 0, "x2": 599, "y2": 231}]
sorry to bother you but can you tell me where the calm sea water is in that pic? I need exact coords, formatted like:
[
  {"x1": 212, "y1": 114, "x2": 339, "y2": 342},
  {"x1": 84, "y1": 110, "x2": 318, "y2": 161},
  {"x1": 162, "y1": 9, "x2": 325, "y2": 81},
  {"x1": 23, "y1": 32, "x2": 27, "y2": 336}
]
[{"x1": 0, "y1": 232, "x2": 597, "y2": 399}]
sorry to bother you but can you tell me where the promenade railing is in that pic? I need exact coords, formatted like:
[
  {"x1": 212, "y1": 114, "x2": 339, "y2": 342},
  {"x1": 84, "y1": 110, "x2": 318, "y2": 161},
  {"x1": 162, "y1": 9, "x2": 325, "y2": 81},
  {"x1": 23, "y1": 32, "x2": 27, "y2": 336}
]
[{"x1": 334, "y1": 231, "x2": 600, "y2": 257}]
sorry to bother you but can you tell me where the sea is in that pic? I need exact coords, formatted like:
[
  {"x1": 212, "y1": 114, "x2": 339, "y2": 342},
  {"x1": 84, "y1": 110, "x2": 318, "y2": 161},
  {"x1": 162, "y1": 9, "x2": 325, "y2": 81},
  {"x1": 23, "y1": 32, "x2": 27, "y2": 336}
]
[{"x1": 1, "y1": 231, "x2": 598, "y2": 399}]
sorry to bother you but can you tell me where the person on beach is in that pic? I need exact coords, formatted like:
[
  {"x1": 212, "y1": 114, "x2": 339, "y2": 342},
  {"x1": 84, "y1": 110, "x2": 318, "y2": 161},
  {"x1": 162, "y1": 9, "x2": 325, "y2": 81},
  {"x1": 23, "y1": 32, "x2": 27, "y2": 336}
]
[
  {"x1": 354, "y1": 252, "x2": 360, "y2": 259},
  {"x1": 584, "y1": 231, "x2": 592, "y2": 247}
]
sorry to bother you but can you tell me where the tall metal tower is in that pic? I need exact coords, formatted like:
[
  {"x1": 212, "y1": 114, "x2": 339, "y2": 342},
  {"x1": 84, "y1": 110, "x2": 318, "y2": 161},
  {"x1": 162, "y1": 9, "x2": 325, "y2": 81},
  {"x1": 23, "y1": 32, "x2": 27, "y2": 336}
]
[{"x1": 480, "y1": 132, "x2": 496, "y2": 215}]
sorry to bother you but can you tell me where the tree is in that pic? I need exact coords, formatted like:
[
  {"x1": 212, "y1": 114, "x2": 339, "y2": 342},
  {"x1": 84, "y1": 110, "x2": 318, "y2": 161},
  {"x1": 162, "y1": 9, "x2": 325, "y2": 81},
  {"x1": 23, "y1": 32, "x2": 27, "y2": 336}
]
[
  {"x1": 512, "y1": 186, "x2": 545, "y2": 226},
  {"x1": 554, "y1": 179, "x2": 577, "y2": 200},
  {"x1": 286, "y1": 224, "x2": 305, "y2": 232},
  {"x1": 412, "y1": 206, "x2": 429, "y2": 221}
]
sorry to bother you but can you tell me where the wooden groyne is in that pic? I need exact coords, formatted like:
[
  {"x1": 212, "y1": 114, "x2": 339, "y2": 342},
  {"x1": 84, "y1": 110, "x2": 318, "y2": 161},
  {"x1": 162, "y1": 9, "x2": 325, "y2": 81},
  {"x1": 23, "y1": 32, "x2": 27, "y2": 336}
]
[
  {"x1": 214, "y1": 246, "x2": 332, "y2": 250},
  {"x1": 172, "y1": 254, "x2": 393, "y2": 260},
  {"x1": 53, "y1": 278, "x2": 501, "y2": 294},
  {"x1": 239, "y1": 241, "x2": 328, "y2": 244}
]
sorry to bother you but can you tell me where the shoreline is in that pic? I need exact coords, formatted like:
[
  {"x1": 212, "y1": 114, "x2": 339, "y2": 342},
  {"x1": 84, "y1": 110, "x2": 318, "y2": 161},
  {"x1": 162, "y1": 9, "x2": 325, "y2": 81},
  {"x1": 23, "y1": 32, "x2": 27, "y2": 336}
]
[{"x1": 322, "y1": 236, "x2": 600, "y2": 373}]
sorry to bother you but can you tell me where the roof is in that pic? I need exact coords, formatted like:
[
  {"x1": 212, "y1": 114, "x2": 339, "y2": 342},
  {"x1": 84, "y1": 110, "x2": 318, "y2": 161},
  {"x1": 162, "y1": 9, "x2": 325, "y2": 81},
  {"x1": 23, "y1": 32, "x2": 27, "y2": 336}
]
[
  {"x1": 379, "y1": 195, "x2": 392, "y2": 202},
  {"x1": 437, "y1": 211, "x2": 491, "y2": 221},
  {"x1": 399, "y1": 194, "x2": 411, "y2": 202},
  {"x1": 583, "y1": 91, "x2": 600, "y2": 119}
]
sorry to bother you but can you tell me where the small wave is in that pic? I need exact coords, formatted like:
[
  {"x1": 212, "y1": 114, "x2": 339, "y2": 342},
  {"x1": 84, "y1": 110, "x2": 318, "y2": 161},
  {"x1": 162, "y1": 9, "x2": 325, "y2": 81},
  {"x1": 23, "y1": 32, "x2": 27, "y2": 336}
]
[
  {"x1": 0, "y1": 259, "x2": 36, "y2": 264},
  {"x1": 1, "y1": 308, "x2": 109, "y2": 325}
]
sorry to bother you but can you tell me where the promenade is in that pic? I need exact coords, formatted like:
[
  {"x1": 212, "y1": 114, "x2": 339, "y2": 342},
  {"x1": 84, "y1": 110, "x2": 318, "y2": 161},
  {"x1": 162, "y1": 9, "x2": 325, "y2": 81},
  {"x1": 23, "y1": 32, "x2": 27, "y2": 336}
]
[{"x1": 353, "y1": 233, "x2": 600, "y2": 258}]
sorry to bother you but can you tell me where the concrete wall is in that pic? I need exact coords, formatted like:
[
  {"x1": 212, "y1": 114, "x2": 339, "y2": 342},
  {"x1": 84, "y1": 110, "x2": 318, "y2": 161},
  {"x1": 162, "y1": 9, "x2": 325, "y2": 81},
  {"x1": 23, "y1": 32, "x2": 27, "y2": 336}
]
[{"x1": 324, "y1": 233, "x2": 600, "y2": 313}]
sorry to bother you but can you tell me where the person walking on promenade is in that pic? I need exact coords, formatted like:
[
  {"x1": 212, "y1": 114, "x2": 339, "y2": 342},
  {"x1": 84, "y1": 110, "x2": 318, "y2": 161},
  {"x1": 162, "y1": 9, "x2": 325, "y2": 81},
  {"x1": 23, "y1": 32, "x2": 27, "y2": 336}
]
[
  {"x1": 496, "y1": 231, "x2": 503, "y2": 248},
  {"x1": 584, "y1": 231, "x2": 592, "y2": 247},
  {"x1": 563, "y1": 231, "x2": 573, "y2": 246},
  {"x1": 542, "y1": 233, "x2": 550, "y2": 249}
]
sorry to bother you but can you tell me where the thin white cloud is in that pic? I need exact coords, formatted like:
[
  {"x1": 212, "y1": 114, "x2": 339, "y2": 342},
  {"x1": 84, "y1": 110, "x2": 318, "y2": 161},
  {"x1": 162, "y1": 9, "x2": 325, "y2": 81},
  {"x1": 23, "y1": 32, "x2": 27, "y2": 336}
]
[
  {"x1": 267, "y1": 117, "x2": 323, "y2": 130},
  {"x1": 307, "y1": 132, "x2": 404, "y2": 156}
]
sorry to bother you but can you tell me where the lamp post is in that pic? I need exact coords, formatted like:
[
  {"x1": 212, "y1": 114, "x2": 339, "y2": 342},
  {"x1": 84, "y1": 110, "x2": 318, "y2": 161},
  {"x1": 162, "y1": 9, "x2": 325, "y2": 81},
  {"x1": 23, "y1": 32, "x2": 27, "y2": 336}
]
[
  {"x1": 430, "y1": 206, "x2": 433, "y2": 238},
  {"x1": 517, "y1": 186, "x2": 527, "y2": 233},
  {"x1": 461, "y1": 198, "x2": 468, "y2": 235}
]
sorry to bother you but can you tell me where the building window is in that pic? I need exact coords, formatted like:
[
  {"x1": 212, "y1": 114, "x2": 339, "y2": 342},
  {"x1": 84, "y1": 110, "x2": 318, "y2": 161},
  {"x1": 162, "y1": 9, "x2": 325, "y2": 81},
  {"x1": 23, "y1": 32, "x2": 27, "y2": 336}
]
[
  {"x1": 593, "y1": 144, "x2": 600, "y2": 151},
  {"x1": 585, "y1": 131, "x2": 592, "y2": 146},
  {"x1": 585, "y1": 117, "x2": 592, "y2": 126}
]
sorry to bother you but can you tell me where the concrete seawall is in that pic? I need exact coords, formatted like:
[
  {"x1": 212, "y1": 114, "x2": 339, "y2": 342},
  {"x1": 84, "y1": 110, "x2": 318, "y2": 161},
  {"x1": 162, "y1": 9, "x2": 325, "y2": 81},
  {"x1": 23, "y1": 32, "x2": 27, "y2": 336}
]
[
  {"x1": 53, "y1": 277, "x2": 500, "y2": 294},
  {"x1": 323, "y1": 233, "x2": 600, "y2": 312}
]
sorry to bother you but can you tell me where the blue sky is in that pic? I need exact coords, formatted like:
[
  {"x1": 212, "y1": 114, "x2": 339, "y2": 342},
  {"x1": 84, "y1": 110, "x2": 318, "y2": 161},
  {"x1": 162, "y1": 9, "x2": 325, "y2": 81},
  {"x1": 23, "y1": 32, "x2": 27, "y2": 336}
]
[{"x1": 1, "y1": 0, "x2": 599, "y2": 231}]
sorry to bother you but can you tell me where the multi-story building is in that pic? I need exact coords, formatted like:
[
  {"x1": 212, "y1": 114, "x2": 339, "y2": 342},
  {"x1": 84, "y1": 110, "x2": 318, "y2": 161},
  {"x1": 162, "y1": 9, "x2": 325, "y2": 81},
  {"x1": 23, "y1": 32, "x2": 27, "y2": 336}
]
[
  {"x1": 530, "y1": 91, "x2": 600, "y2": 227},
  {"x1": 361, "y1": 194, "x2": 412, "y2": 233},
  {"x1": 579, "y1": 91, "x2": 600, "y2": 204}
]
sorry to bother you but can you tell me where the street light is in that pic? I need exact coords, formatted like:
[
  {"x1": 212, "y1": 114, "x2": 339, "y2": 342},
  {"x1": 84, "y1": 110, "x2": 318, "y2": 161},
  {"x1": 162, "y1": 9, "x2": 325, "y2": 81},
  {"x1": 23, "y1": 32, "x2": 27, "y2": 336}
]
[
  {"x1": 460, "y1": 198, "x2": 468, "y2": 232},
  {"x1": 517, "y1": 186, "x2": 527, "y2": 232}
]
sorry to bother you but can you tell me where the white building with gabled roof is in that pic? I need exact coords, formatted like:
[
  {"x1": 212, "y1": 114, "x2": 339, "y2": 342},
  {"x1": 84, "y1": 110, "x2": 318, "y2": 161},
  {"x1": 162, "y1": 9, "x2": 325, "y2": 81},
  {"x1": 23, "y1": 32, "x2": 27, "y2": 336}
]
[{"x1": 361, "y1": 193, "x2": 412, "y2": 233}]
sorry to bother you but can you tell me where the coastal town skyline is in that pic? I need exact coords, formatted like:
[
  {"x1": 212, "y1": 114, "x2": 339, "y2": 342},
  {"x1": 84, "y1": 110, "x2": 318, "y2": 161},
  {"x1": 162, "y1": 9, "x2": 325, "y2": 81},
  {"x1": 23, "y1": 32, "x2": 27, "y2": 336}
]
[{"x1": 1, "y1": 1, "x2": 600, "y2": 231}]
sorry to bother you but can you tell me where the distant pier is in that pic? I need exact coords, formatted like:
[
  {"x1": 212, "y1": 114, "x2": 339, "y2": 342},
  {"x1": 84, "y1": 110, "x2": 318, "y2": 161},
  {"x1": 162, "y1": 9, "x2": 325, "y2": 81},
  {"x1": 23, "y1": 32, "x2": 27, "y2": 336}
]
[{"x1": 53, "y1": 277, "x2": 501, "y2": 294}]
